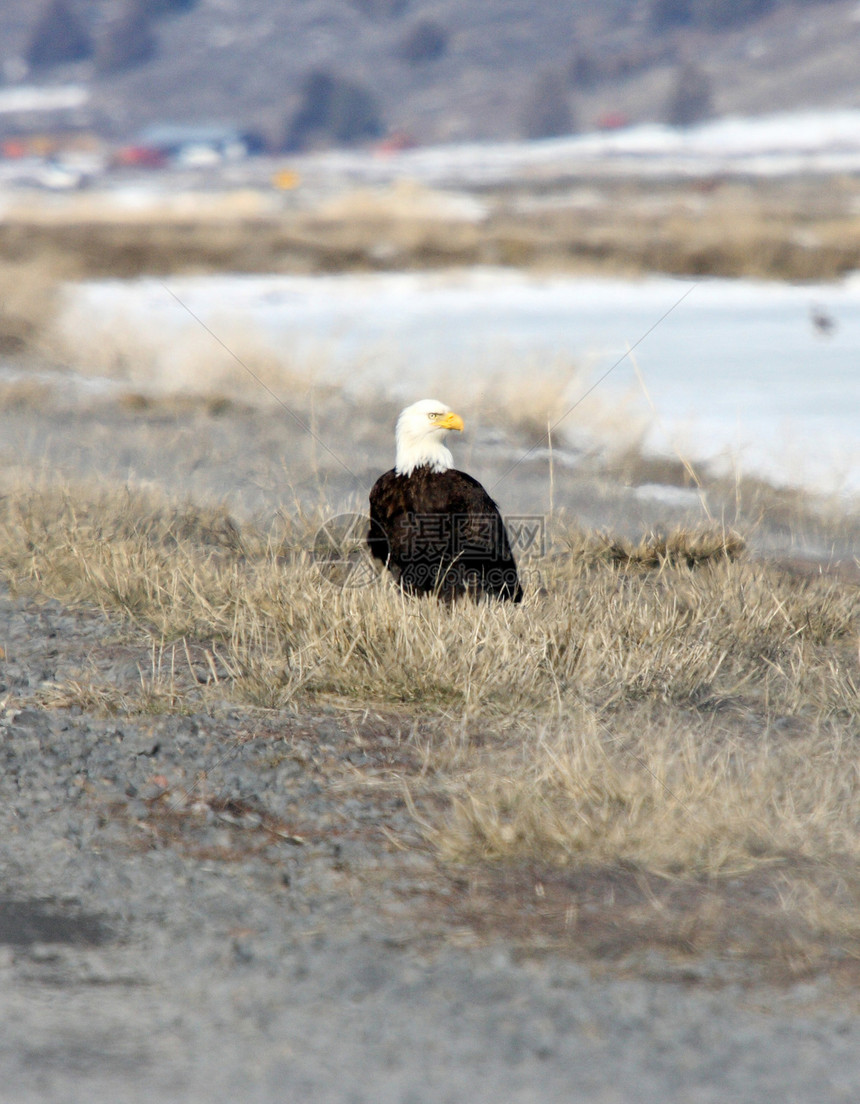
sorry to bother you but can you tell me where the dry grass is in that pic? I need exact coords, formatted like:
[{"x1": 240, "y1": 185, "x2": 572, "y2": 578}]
[
  {"x1": 0, "y1": 259, "x2": 65, "y2": 356},
  {"x1": 1, "y1": 481, "x2": 857, "y2": 899},
  {"x1": 49, "y1": 304, "x2": 336, "y2": 407},
  {"x1": 2, "y1": 176, "x2": 860, "y2": 282}
]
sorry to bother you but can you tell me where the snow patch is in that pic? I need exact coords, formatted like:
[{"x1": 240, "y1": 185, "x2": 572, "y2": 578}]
[{"x1": 0, "y1": 85, "x2": 89, "y2": 115}]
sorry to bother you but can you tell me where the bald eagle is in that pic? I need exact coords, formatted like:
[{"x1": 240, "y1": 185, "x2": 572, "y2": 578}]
[{"x1": 368, "y1": 399, "x2": 523, "y2": 602}]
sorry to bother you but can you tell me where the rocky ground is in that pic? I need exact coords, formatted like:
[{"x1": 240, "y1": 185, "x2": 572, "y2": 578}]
[{"x1": 1, "y1": 387, "x2": 860, "y2": 1102}]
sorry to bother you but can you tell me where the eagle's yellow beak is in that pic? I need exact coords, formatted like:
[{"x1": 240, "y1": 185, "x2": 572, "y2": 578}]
[{"x1": 439, "y1": 411, "x2": 464, "y2": 432}]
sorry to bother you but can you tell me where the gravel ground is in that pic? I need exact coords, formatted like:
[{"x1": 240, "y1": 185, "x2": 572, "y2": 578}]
[{"x1": 1, "y1": 391, "x2": 860, "y2": 1102}]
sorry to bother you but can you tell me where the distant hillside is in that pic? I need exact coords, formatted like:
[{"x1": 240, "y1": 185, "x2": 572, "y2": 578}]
[{"x1": 0, "y1": 0, "x2": 859, "y2": 147}]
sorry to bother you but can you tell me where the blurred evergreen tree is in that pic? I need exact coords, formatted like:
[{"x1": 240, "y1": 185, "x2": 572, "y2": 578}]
[
  {"x1": 95, "y1": 0, "x2": 157, "y2": 74},
  {"x1": 26, "y1": 0, "x2": 93, "y2": 68},
  {"x1": 398, "y1": 19, "x2": 449, "y2": 63},
  {"x1": 568, "y1": 49, "x2": 600, "y2": 91},
  {"x1": 521, "y1": 69, "x2": 575, "y2": 139},
  {"x1": 691, "y1": 0, "x2": 775, "y2": 28},
  {"x1": 284, "y1": 69, "x2": 384, "y2": 150},
  {"x1": 649, "y1": 0, "x2": 693, "y2": 31},
  {"x1": 666, "y1": 62, "x2": 713, "y2": 125}
]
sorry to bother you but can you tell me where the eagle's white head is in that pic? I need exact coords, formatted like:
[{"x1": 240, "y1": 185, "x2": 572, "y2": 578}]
[{"x1": 394, "y1": 399, "x2": 464, "y2": 476}]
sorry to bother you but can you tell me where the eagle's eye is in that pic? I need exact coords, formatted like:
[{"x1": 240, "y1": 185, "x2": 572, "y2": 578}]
[{"x1": 428, "y1": 412, "x2": 442, "y2": 420}]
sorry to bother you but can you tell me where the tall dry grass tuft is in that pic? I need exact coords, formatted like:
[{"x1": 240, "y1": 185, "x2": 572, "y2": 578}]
[
  {"x1": 0, "y1": 481, "x2": 857, "y2": 883},
  {"x1": 436, "y1": 708, "x2": 860, "y2": 877},
  {"x1": 433, "y1": 356, "x2": 585, "y2": 442},
  {"x1": 436, "y1": 353, "x2": 650, "y2": 453},
  {"x1": 0, "y1": 259, "x2": 63, "y2": 356},
  {"x1": 50, "y1": 301, "x2": 336, "y2": 407}
]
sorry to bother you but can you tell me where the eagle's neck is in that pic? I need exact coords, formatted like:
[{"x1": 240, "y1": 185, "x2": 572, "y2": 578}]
[{"x1": 394, "y1": 428, "x2": 453, "y2": 477}]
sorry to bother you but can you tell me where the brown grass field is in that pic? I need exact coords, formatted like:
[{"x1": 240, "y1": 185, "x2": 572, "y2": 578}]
[
  {"x1": 0, "y1": 477, "x2": 857, "y2": 982},
  {"x1": 1, "y1": 174, "x2": 860, "y2": 284}
]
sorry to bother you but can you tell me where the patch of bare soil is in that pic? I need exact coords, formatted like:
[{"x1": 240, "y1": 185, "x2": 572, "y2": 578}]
[{"x1": 443, "y1": 861, "x2": 860, "y2": 992}]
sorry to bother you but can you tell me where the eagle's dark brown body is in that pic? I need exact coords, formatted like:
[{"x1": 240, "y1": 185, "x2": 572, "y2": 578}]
[{"x1": 368, "y1": 465, "x2": 523, "y2": 602}]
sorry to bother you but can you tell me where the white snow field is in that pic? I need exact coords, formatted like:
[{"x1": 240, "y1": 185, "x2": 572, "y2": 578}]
[{"x1": 57, "y1": 268, "x2": 860, "y2": 497}]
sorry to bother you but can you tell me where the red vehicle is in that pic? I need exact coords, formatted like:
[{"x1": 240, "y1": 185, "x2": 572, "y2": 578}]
[{"x1": 113, "y1": 144, "x2": 169, "y2": 168}]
